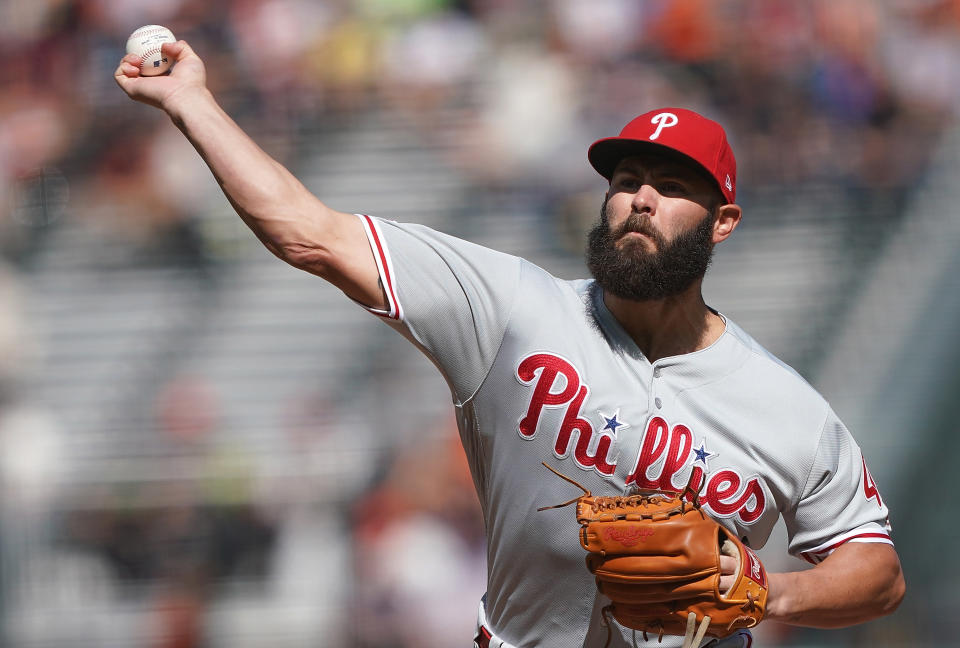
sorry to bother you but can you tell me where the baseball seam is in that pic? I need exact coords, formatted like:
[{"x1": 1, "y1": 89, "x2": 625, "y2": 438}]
[
  {"x1": 137, "y1": 47, "x2": 169, "y2": 68},
  {"x1": 132, "y1": 27, "x2": 171, "y2": 38}
]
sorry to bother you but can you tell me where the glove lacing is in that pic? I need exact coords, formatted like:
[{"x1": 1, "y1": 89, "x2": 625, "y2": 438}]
[{"x1": 681, "y1": 612, "x2": 712, "y2": 648}]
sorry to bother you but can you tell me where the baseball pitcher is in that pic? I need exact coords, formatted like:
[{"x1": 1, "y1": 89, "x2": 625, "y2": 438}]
[{"x1": 116, "y1": 41, "x2": 904, "y2": 648}]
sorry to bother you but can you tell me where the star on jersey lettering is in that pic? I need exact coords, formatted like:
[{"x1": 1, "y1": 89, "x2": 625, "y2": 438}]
[
  {"x1": 693, "y1": 440, "x2": 715, "y2": 467},
  {"x1": 598, "y1": 409, "x2": 629, "y2": 441}
]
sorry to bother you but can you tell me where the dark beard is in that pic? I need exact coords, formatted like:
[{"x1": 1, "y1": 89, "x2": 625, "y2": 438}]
[{"x1": 586, "y1": 199, "x2": 716, "y2": 301}]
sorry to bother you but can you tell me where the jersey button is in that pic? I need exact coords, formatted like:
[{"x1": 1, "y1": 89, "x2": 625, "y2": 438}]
[
  {"x1": 653, "y1": 367, "x2": 662, "y2": 378},
  {"x1": 655, "y1": 397, "x2": 662, "y2": 409}
]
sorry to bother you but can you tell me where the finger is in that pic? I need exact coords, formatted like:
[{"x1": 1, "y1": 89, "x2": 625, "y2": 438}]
[
  {"x1": 162, "y1": 40, "x2": 194, "y2": 61},
  {"x1": 114, "y1": 59, "x2": 140, "y2": 82},
  {"x1": 121, "y1": 53, "x2": 142, "y2": 65},
  {"x1": 719, "y1": 574, "x2": 734, "y2": 594},
  {"x1": 719, "y1": 554, "x2": 738, "y2": 575}
]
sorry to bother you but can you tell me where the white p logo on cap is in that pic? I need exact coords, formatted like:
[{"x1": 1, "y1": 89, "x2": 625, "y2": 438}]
[{"x1": 649, "y1": 112, "x2": 679, "y2": 140}]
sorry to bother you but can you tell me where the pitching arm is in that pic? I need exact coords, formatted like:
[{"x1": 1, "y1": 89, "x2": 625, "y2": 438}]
[
  {"x1": 765, "y1": 542, "x2": 904, "y2": 628},
  {"x1": 114, "y1": 40, "x2": 385, "y2": 310}
]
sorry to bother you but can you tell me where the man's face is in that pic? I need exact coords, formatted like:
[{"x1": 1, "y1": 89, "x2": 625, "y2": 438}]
[{"x1": 586, "y1": 154, "x2": 722, "y2": 301}]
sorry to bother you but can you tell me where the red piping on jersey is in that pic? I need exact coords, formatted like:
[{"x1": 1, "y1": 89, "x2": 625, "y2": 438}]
[
  {"x1": 800, "y1": 532, "x2": 892, "y2": 564},
  {"x1": 360, "y1": 214, "x2": 400, "y2": 320}
]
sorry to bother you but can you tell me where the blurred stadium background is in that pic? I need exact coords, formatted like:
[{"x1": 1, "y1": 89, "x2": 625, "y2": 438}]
[{"x1": 0, "y1": 0, "x2": 956, "y2": 646}]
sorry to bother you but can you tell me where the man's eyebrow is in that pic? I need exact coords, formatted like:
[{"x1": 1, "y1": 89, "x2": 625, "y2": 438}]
[{"x1": 614, "y1": 161, "x2": 698, "y2": 178}]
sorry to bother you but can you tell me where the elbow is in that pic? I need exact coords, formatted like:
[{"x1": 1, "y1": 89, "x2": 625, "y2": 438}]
[
  {"x1": 272, "y1": 202, "x2": 342, "y2": 276},
  {"x1": 879, "y1": 568, "x2": 906, "y2": 618},
  {"x1": 278, "y1": 241, "x2": 335, "y2": 275},
  {"x1": 864, "y1": 557, "x2": 905, "y2": 623}
]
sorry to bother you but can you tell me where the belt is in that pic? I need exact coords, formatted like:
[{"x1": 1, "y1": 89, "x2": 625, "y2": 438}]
[
  {"x1": 473, "y1": 625, "x2": 492, "y2": 648},
  {"x1": 476, "y1": 626, "x2": 748, "y2": 648},
  {"x1": 475, "y1": 595, "x2": 513, "y2": 648}
]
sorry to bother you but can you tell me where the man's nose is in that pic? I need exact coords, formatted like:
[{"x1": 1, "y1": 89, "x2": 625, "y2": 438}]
[{"x1": 631, "y1": 184, "x2": 658, "y2": 213}]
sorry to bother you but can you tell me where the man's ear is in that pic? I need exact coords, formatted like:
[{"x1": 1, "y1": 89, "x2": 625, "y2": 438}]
[{"x1": 713, "y1": 204, "x2": 742, "y2": 244}]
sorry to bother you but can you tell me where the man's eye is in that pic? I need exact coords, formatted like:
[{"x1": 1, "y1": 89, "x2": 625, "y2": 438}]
[
  {"x1": 618, "y1": 178, "x2": 639, "y2": 190},
  {"x1": 659, "y1": 181, "x2": 686, "y2": 194}
]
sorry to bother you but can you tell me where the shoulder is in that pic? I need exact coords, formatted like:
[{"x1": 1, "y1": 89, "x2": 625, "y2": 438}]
[
  {"x1": 374, "y1": 218, "x2": 581, "y2": 290},
  {"x1": 374, "y1": 217, "x2": 523, "y2": 262},
  {"x1": 511, "y1": 268, "x2": 599, "y2": 318},
  {"x1": 723, "y1": 318, "x2": 821, "y2": 392},
  {"x1": 720, "y1": 316, "x2": 831, "y2": 422}
]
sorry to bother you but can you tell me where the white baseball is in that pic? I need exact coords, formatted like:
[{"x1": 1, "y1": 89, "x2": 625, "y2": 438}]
[{"x1": 126, "y1": 25, "x2": 176, "y2": 76}]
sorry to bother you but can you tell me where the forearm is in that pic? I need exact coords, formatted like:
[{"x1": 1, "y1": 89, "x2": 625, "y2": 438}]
[
  {"x1": 164, "y1": 87, "x2": 332, "y2": 263},
  {"x1": 765, "y1": 542, "x2": 905, "y2": 628},
  {"x1": 115, "y1": 40, "x2": 384, "y2": 307}
]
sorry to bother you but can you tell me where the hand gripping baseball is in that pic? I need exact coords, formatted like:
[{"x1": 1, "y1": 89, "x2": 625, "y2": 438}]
[
  {"x1": 114, "y1": 40, "x2": 207, "y2": 112},
  {"x1": 539, "y1": 464, "x2": 768, "y2": 648}
]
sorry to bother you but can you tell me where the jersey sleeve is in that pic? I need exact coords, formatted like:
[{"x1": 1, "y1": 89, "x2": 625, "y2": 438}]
[
  {"x1": 784, "y1": 408, "x2": 894, "y2": 564},
  {"x1": 355, "y1": 214, "x2": 523, "y2": 404}
]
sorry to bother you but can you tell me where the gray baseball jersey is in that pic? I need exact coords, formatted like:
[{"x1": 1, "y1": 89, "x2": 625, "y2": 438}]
[{"x1": 356, "y1": 214, "x2": 893, "y2": 648}]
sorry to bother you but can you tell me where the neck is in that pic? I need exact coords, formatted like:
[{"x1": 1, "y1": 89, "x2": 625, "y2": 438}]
[{"x1": 602, "y1": 281, "x2": 725, "y2": 362}]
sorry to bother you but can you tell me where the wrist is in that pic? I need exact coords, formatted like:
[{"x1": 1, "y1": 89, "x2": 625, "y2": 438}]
[
  {"x1": 764, "y1": 572, "x2": 796, "y2": 623},
  {"x1": 163, "y1": 85, "x2": 215, "y2": 123}
]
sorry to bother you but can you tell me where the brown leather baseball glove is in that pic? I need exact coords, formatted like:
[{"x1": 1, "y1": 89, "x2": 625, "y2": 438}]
[{"x1": 540, "y1": 464, "x2": 768, "y2": 648}]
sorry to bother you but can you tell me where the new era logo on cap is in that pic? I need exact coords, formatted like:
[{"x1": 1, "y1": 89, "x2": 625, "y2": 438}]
[{"x1": 588, "y1": 108, "x2": 737, "y2": 204}]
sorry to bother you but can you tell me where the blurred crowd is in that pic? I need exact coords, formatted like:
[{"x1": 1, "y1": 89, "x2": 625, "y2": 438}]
[
  {"x1": 0, "y1": 0, "x2": 960, "y2": 251},
  {"x1": 4, "y1": 0, "x2": 960, "y2": 255},
  {"x1": 1, "y1": 0, "x2": 959, "y2": 646}
]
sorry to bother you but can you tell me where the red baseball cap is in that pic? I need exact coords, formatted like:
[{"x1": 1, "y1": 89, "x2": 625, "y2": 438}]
[{"x1": 588, "y1": 108, "x2": 737, "y2": 204}]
